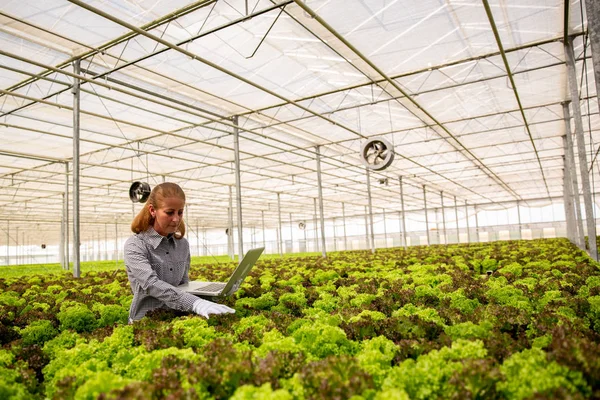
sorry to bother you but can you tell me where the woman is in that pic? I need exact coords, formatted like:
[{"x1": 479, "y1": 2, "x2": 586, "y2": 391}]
[{"x1": 124, "y1": 182, "x2": 235, "y2": 322}]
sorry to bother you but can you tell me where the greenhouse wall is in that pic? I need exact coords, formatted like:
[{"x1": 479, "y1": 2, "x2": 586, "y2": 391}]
[{"x1": 1, "y1": 210, "x2": 596, "y2": 266}]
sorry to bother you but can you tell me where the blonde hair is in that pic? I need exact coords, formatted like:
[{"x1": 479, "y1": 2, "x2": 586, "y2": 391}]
[{"x1": 131, "y1": 182, "x2": 186, "y2": 239}]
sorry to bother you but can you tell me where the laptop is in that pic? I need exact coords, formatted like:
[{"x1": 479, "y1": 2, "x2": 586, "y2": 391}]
[{"x1": 178, "y1": 247, "x2": 264, "y2": 297}]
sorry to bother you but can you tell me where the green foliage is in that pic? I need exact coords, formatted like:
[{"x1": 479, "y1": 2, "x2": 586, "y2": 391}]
[
  {"x1": 19, "y1": 319, "x2": 58, "y2": 346},
  {"x1": 348, "y1": 310, "x2": 387, "y2": 323},
  {"x1": 445, "y1": 290, "x2": 481, "y2": 315},
  {"x1": 275, "y1": 292, "x2": 307, "y2": 314},
  {"x1": 382, "y1": 340, "x2": 488, "y2": 399},
  {"x1": 486, "y1": 277, "x2": 532, "y2": 312},
  {"x1": 312, "y1": 293, "x2": 339, "y2": 312},
  {"x1": 588, "y1": 296, "x2": 600, "y2": 333},
  {"x1": 356, "y1": 336, "x2": 397, "y2": 387},
  {"x1": 57, "y1": 302, "x2": 97, "y2": 333},
  {"x1": 42, "y1": 330, "x2": 81, "y2": 359},
  {"x1": 236, "y1": 292, "x2": 277, "y2": 310},
  {"x1": 1, "y1": 238, "x2": 600, "y2": 399},
  {"x1": 497, "y1": 347, "x2": 590, "y2": 399},
  {"x1": 500, "y1": 262, "x2": 524, "y2": 277},
  {"x1": 72, "y1": 371, "x2": 132, "y2": 400},
  {"x1": 92, "y1": 303, "x2": 128, "y2": 327},
  {"x1": 444, "y1": 321, "x2": 493, "y2": 340},
  {"x1": 392, "y1": 304, "x2": 446, "y2": 326},
  {"x1": 231, "y1": 383, "x2": 293, "y2": 400},
  {"x1": 292, "y1": 322, "x2": 356, "y2": 360},
  {"x1": 255, "y1": 329, "x2": 303, "y2": 358},
  {"x1": 171, "y1": 317, "x2": 225, "y2": 348},
  {"x1": 0, "y1": 291, "x2": 25, "y2": 307},
  {"x1": 350, "y1": 293, "x2": 377, "y2": 307},
  {"x1": 311, "y1": 269, "x2": 340, "y2": 285}
]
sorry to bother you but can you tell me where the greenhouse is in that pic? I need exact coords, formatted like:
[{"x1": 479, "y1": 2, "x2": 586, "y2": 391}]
[{"x1": 1, "y1": 0, "x2": 600, "y2": 398}]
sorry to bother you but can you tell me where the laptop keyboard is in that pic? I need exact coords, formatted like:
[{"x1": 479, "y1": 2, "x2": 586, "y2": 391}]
[{"x1": 198, "y1": 282, "x2": 226, "y2": 292}]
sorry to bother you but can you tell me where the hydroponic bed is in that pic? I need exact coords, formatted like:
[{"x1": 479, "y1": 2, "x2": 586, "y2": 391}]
[{"x1": 1, "y1": 238, "x2": 600, "y2": 399}]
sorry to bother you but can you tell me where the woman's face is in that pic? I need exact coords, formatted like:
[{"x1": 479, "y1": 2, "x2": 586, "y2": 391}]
[{"x1": 149, "y1": 196, "x2": 185, "y2": 236}]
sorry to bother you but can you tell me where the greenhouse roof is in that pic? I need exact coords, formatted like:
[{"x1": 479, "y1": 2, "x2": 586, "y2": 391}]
[{"x1": 0, "y1": 0, "x2": 598, "y2": 244}]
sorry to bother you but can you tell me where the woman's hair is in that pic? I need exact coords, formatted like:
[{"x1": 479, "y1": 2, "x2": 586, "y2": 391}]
[{"x1": 131, "y1": 182, "x2": 186, "y2": 238}]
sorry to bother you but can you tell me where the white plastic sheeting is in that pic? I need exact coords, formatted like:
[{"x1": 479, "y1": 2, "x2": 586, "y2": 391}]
[{"x1": 0, "y1": 0, "x2": 599, "y2": 248}]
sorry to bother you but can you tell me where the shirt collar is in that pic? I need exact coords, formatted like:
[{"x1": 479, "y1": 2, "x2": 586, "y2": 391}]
[{"x1": 141, "y1": 226, "x2": 177, "y2": 249}]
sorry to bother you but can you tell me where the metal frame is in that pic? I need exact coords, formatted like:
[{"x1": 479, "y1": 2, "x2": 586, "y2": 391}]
[{"x1": 0, "y1": 0, "x2": 597, "y2": 259}]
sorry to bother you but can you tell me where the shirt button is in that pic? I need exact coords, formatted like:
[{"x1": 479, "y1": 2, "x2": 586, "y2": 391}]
[
  {"x1": 166, "y1": 252, "x2": 169, "y2": 254},
  {"x1": 170, "y1": 268, "x2": 173, "y2": 271}
]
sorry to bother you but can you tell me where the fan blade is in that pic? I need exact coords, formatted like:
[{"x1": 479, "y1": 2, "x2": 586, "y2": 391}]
[
  {"x1": 367, "y1": 152, "x2": 378, "y2": 164},
  {"x1": 377, "y1": 150, "x2": 388, "y2": 160}
]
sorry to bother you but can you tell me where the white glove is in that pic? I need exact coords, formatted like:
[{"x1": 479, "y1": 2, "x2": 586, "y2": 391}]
[{"x1": 192, "y1": 298, "x2": 235, "y2": 319}]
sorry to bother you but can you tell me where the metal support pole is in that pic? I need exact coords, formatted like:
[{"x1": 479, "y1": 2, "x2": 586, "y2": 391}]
[
  {"x1": 465, "y1": 201, "x2": 471, "y2": 243},
  {"x1": 196, "y1": 221, "x2": 200, "y2": 257},
  {"x1": 203, "y1": 228, "x2": 207, "y2": 256},
  {"x1": 382, "y1": 209, "x2": 387, "y2": 248},
  {"x1": 399, "y1": 177, "x2": 407, "y2": 249},
  {"x1": 313, "y1": 198, "x2": 319, "y2": 252},
  {"x1": 342, "y1": 202, "x2": 348, "y2": 251},
  {"x1": 566, "y1": 39, "x2": 598, "y2": 260},
  {"x1": 440, "y1": 192, "x2": 447, "y2": 245},
  {"x1": 289, "y1": 213, "x2": 293, "y2": 253},
  {"x1": 364, "y1": 205, "x2": 369, "y2": 251},
  {"x1": 228, "y1": 186, "x2": 233, "y2": 260},
  {"x1": 333, "y1": 217, "x2": 337, "y2": 251},
  {"x1": 6, "y1": 221, "x2": 8, "y2": 265},
  {"x1": 72, "y1": 59, "x2": 81, "y2": 278},
  {"x1": 261, "y1": 210, "x2": 266, "y2": 249},
  {"x1": 104, "y1": 223, "x2": 107, "y2": 261},
  {"x1": 454, "y1": 195, "x2": 460, "y2": 244},
  {"x1": 517, "y1": 201, "x2": 523, "y2": 240},
  {"x1": 114, "y1": 219, "x2": 118, "y2": 264},
  {"x1": 562, "y1": 101, "x2": 585, "y2": 248},
  {"x1": 423, "y1": 186, "x2": 430, "y2": 245},
  {"x1": 562, "y1": 152, "x2": 577, "y2": 244},
  {"x1": 60, "y1": 193, "x2": 65, "y2": 268},
  {"x1": 475, "y1": 205, "x2": 480, "y2": 243},
  {"x1": 316, "y1": 146, "x2": 327, "y2": 257},
  {"x1": 15, "y1": 227, "x2": 18, "y2": 265},
  {"x1": 65, "y1": 162, "x2": 69, "y2": 269},
  {"x1": 435, "y1": 208, "x2": 440, "y2": 244},
  {"x1": 366, "y1": 168, "x2": 375, "y2": 253},
  {"x1": 277, "y1": 193, "x2": 283, "y2": 256},
  {"x1": 232, "y1": 115, "x2": 244, "y2": 260},
  {"x1": 585, "y1": 0, "x2": 600, "y2": 108}
]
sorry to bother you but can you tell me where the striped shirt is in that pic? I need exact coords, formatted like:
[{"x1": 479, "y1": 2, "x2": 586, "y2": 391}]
[{"x1": 124, "y1": 227, "x2": 199, "y2": 321}]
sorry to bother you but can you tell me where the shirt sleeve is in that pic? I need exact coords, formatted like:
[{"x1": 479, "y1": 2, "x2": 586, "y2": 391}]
[
  {"x1": 179, "y1": 245, "x2": 191, "y2": 286},
  {"x1": 124, "y1": 238, "x2": 198, "y2": 313}
]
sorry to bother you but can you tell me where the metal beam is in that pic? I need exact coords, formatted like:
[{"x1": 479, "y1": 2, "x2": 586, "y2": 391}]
[
  {"x1": 584, "y1": 0, "x2": 600, "y2": 114},
  {"x1": 440, "y1": 192, "x2": 447, "y2": 245},
  {"x1": 72, "y1": 60, "x2": 81, "y2": 278},
  {"x1": 481, "y1": 0, "x2": 550, "y2": 198},
  {"x1": 423, "y1": 186, "x2": 430, "y2": 245},
  {"x1": 316, "y1": 146, "x2": 327, "y2": 258},
  {"x1": 565, "y1": 38, "x2": 597, "y2": 260},
  {"x1": 277, "y1": 192, "x2": 283, "y2": 256},
  {"x1": 562, "y1": 101, "x2": 585, "y2": 248},
  {"x1": 232, "y1": 116, "x2": 244, "y2": 261},
  {"x1": 465, "y1": 201, "x2": 470, "y2": 243},
  {"x1": 366, "y1": 168, "x2": 375, "y2": 253},
  {"x1": 291, "y1": 0, "x2": 521, "y2": 202},
  {"x1": 399, "y1": 176, "x2": 407, "y2": 249}
]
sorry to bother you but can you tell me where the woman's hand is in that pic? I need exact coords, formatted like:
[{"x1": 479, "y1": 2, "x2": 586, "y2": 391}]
[{"x1": 192, "y1": 298, "x2": 235, "y2": 318}]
